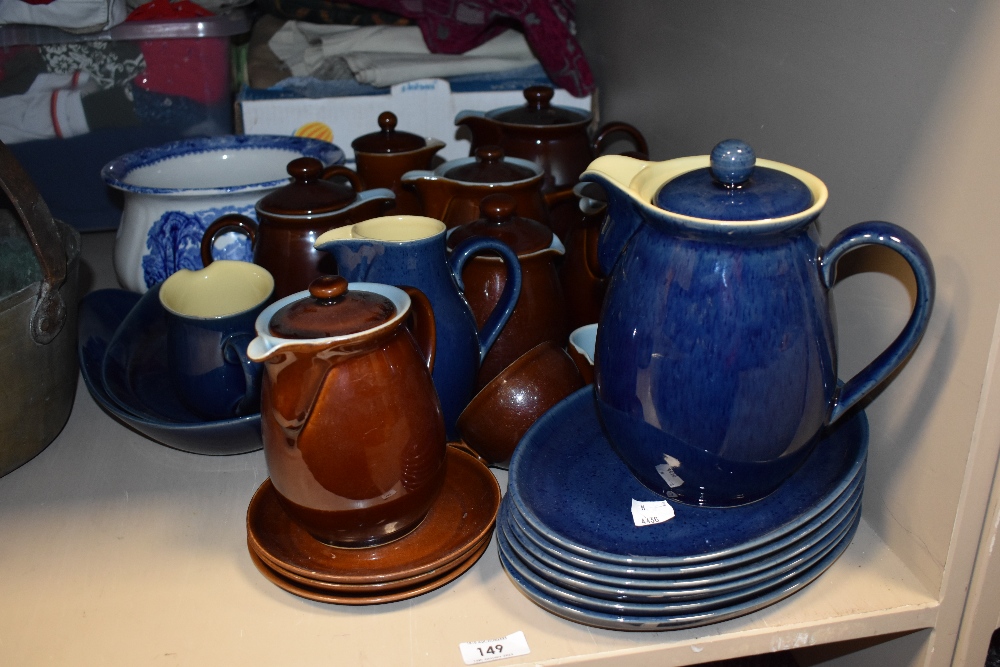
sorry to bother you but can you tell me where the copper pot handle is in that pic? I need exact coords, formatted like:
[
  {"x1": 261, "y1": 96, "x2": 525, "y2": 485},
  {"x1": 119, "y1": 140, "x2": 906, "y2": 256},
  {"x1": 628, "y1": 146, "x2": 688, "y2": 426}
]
[{"x1": 0, "y1": 140, "x2": 67, "y2": 345}]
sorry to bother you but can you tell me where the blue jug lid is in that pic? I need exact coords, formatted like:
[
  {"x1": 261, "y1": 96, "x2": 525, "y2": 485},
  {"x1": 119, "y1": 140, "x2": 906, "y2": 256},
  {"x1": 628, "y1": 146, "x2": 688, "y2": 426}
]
[{"x1": 655, "y1": 140, "x2": 813, "y2": 221}]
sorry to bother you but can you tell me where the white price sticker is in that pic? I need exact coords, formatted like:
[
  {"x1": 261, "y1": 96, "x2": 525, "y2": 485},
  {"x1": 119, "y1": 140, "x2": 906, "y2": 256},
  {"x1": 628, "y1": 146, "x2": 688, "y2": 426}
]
[
  {"x1": 459, "y1": 631, "x2": 530, "y2": 665},
  {"x1": 631, "y1": 498, "x2": 675, "y2": 527}
]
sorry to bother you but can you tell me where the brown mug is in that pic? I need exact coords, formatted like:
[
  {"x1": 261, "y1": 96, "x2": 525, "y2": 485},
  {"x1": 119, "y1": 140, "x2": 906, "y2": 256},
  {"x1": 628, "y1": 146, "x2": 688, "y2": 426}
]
[{"x1": 247, "y1": 276, "x2": 446, "y2": 547}]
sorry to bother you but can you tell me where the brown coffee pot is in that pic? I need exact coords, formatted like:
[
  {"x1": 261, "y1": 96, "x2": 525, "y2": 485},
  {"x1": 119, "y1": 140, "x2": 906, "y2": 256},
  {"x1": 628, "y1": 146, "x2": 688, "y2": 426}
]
[
  {"x1": 247, "y1": 275, "x2": 446, "y2": 547},
  {"x1": 200, "y1": 157, "x2": 395, "y2": 300},
  {"x1": 401, "y1": 145, "x2": 571, "y2": 229},
  {"x1": 351, "y1": 111, "x2": 445, "y2": 215},
  {"x1": 455, "y1": 85, "x2": 647, "y2": 239},
  {"x1": 447, "y1": 194, "x2": 569, "y2": 388}
]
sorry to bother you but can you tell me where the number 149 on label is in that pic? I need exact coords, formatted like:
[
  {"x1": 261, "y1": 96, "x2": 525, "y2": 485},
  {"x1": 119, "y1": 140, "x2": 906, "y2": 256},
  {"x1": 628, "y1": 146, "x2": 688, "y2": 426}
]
[{"x1": 459, "y1": 631, "x2": 530, "y2": 664}]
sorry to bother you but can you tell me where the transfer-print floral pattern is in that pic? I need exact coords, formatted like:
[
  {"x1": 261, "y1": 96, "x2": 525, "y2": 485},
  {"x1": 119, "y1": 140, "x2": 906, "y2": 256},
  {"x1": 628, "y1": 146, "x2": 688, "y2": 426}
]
[{"x1": 142, "y1": 206, "x2": 254, "y2": 288}]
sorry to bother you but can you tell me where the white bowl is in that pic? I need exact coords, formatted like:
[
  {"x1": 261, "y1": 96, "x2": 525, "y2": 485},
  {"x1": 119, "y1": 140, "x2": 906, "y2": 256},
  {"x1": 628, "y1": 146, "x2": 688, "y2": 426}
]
[{"x1": 103, "y1": 135, "x2": 344, "y2": 293}]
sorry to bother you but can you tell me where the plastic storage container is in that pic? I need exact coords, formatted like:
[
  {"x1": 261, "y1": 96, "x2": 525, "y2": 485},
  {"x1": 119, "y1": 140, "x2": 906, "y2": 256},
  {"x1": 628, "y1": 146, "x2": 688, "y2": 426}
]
[{"x1": 0, "y1": 12, "x2": 250, "y2": 231}]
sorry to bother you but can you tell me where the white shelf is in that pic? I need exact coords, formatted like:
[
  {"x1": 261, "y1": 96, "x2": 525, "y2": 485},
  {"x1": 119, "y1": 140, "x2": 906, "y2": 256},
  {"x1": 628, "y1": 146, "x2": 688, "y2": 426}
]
[{"x1": 0, "y1": 317, "x2": 939, "y2": 665}]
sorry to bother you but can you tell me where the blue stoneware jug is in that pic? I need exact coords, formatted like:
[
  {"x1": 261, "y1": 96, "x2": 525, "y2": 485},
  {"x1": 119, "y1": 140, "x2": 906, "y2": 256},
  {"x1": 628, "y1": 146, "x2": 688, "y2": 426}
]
[
  {"x1": 581, "y1": 139, "x2": 935, "y2": 507},
  {"x1": 315, "y1": 216, "x2": 521, "y2": 439}
]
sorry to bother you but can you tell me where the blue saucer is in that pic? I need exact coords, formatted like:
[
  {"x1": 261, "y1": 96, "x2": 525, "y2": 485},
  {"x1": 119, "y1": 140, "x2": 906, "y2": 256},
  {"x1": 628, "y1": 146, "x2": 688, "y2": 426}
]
[
  {"x1": 497, "y1": 513, "x2": 860, "y2": 631},
  {"x1": 78, "y1": 289, "x2": 261, "y2": 455},
  {"x1": 499, "y1": 496, "x2": 859, "y2": 603},
  {"x1": 507, "y1": 387, "x2": 867, "y2": 566},
  {"x1": 502, "y1": 479, "x2": 862, "y2": 593}
]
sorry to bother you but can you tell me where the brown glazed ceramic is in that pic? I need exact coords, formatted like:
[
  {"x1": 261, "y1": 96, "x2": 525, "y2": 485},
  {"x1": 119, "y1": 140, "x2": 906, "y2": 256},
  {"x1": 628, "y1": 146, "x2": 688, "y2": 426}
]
[
  {"x1": 448, "y1": 194, "x2": 569, "y2": 387},
  {"x1": 455, "y1": 85, "x2": 648, "y2": 240},
  {"x1": 352, "y1": 111, "x2": 446, "y2": 215},
  {"x1": 567, "y1": 322, "x2": 597, "y2": 385},
  {"x1": 401, "y1": 145, "x2": 558, "y2": 229},
  {"x1": 457, "y1": 341, "x2": 584, "y2": 467},
  {"x1": 200, "y1": 157, "x2": 395, "y2": 300},
  {"x1": 245, "y1": 446, "x2": 500, "y2": 583},
  {"x1": 560, "y1": 181, "x2": 612, "y2": 329},
  {"x1": 247, "y1": 277, "x2": 446, "y2": 548},
  {"x1": 247, "y1": 538, "x2": 489, "y2": 605}
]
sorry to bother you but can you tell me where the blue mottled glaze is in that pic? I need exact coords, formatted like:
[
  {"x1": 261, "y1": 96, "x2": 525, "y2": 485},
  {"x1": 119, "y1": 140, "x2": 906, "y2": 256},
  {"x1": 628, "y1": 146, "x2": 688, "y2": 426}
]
[
  {"x1": 101, "y1": 135, "x2": 344, "y2": 196},
  {"x1": 315, "y1": 226, "x2": 521, "y2": 439},
  {"x1": 582, "y1": 143, "x2": 934, "y2": 506},
  {"x1": 506, "y1": 387, "x2": 866, "y2": 564},
  {"x1": 82, "y1": 288, "x2": 262, "y2": 455},
  {"x1": 710, "y1": 139, "x2": 756, "y2": 185}
]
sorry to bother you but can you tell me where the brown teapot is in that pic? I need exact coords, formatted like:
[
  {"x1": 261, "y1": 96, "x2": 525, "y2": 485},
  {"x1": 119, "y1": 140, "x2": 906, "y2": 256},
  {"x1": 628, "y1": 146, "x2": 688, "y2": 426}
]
[
  {"x1": 200, "y1": 157, "x2": 395, "y2": 300},
  {"x1": 351, "y1": 111, "x2": 445, "y2": 215},
  {"x1": 247, "y1": 275, "x2": 446, "y2": 547},
  {"x1": 447, "y1": 194, "x2": 568, "y2": 388},
  {"x1": 401, "y1": 145, "x2": 572, "y2": 229},
  {"x1": 455, "y1": 85, "x2": 647, "y2": 239}
]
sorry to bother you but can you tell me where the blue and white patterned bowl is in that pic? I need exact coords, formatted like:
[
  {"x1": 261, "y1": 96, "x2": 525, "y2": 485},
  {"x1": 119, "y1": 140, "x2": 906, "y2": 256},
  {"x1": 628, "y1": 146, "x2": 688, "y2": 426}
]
[{"x1": 102, "y1": 135, "x2": 344, "y2": 293}]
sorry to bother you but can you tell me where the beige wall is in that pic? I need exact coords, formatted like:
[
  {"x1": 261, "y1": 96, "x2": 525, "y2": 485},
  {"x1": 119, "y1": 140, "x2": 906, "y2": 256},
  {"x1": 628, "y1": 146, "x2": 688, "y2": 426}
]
[{"x1": 576, "y1": 2, "x2": 1000, "y2": 663}]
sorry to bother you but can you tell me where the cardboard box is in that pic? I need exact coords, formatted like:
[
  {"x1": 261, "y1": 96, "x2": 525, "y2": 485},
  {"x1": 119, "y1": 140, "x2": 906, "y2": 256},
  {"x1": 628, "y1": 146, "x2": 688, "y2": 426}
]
[{"x1": 238, "y1": 76, "x2": 592, "y2": 163}]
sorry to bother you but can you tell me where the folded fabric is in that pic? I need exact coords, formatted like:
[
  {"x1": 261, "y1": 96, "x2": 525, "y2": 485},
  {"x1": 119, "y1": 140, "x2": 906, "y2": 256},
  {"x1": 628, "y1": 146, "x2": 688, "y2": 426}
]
[
  {"x1": 0, "y1": 72, "x2": 94, "y2": 143},
  {"x1": 0, "y1": 0, "x2": 128, "y2": 33},
  {"x1": 268, "y1": 22, "x2": 539, "y2": 88}
]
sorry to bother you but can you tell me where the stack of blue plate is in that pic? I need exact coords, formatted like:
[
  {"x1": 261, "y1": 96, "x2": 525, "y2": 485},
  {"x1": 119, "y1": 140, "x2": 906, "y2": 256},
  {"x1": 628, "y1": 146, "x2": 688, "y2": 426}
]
[{"x1": 498, "y1": 387, "x2": 867, "y2": 631}]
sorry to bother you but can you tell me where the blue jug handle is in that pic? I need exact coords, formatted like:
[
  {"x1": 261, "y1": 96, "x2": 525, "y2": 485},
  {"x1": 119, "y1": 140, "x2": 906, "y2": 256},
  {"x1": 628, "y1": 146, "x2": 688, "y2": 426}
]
[
  {"x1": 821, "y1": 220, "x2": 935, "y2": 424},
  {"x1": 448, "y1": 237, "x2": 522, "y2": 364}
]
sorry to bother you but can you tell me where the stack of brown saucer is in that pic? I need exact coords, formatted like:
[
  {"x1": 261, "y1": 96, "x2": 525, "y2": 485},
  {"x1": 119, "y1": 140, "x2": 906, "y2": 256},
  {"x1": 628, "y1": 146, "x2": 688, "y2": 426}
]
[{"x1": 246, "y1": 446, "x2": 500, "y2": 604}]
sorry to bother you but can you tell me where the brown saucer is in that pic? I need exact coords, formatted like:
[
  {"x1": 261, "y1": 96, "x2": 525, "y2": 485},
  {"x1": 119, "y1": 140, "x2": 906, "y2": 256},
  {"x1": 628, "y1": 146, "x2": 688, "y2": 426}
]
[
  {"x1": 246, "y1": 446, "x2": 500, "y2": 584},
  {"x1": 248, "y1": 536, "x2": 490, "y2": 605},
  {"x1": 250, "y1": 530, "x2": 492, "y2": 594}
]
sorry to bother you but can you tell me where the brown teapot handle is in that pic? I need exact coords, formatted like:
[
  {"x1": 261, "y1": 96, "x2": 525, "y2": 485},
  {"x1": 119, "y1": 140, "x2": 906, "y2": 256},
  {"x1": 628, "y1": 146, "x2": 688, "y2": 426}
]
[
  {"x1": 0, "y1": 141, "x2": 67, "y2": 345},
  {"x1": 321, "y1": 165, "x2": 366, "y2": 192},
  {"x1": 544, "y1": 187, "x2": 578, "y2": 210},
  {"x1": 200, "y1": 214, "x2": 258, "y2": 267},
  {"x1": 400, "y1": 285, "x2": 436, "y2": 374},
  {"x1": 591, "y1": 122, "x2": 649, "y2": 159}
]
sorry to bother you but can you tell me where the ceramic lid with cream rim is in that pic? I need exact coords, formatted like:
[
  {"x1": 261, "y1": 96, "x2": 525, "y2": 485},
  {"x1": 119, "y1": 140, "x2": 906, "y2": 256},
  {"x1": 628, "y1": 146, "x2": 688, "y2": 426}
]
[
  {"x1": 655, "y1": 139, "x2": 814, "y2": 222},
  {"x1": 351, "y1": 112, "x2": 428, "y2": 154},
  {"x1": 447, "y1": 193, "x2": 553, "y2": 255},
  {"x1": 257, "y1": 158, "x2": 358, "y2": 216},
  {"x1": 268, "y1": 276, "x2": 396, "y2": 339}
]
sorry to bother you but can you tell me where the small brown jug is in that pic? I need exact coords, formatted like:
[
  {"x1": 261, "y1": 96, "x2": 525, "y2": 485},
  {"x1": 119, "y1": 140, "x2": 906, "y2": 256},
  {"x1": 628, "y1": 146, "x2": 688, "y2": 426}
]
[
  {"x1": 447, "y1": 194, "x2": 569, "y2": 388},
  {"x1": 247, "y1": 276, "x2": 446, "y2": 547},
  {"x1": 352, "y1": 111, "x2": 445, "y2": 215},
  {"x1": 200, "y1": 157, "x2": 395, "y2": 300}
]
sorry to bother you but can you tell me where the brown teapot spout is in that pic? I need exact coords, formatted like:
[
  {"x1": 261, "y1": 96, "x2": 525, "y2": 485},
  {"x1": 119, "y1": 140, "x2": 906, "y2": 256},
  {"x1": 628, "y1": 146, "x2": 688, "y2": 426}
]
[{"x1": 455, "y1": 111, "x2": 504, "y2": 148}]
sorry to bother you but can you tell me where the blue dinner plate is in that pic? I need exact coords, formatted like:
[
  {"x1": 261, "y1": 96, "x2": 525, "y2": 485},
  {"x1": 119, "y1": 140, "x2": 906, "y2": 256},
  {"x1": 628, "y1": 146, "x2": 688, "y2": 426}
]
[
  {"x1": 507, "y1": 469, "x2": 865, "y2": 581},
  {"x1": 497, "y1": 512, "x2": 860, "y2": 631},
  {"x1": 507, "y1": 387, "x2": 867, "y2": 566},
  {"x1": 499, "y1": 496, "x2": 859, "y2": 603},
  {"x1": 78, "y1": 289, "x2": 261, "y2": 455}
]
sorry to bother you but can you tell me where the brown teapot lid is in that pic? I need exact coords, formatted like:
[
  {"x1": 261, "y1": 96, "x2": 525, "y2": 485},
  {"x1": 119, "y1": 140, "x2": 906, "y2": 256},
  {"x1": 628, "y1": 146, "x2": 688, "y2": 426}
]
[
  {"x1": 257, "y1": 158, "x2": 358, "y2": 216},
  {"x1": 491, "y1": 86, "x2": 589, "y2": 126},
  {"x1": 268, "y1": 275, "x2": 396, "y2": 338},
  {"x1": 447, "y1": 193, "x2": 552, "y2": 255},
  {"x1": 351, "y1": 111, "x2": 427, "y2": 154},
  {"x1": 443, "y1": 146, "x2": 537, "y2": 183}
]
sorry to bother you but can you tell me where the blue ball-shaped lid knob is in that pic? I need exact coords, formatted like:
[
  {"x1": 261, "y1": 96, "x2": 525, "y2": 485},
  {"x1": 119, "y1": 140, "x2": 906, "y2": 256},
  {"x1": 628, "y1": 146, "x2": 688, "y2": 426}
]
[{"x1": 710, "y1": 139, "x2": 755, "y2": 186}]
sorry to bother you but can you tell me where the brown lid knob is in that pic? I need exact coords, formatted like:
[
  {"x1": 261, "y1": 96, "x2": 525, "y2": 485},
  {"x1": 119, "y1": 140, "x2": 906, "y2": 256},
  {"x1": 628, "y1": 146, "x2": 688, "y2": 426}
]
[
  {"x1": 446, "y1": 193, "x2": 552, "y2": 254},
  {"x1": 268, "y1": 276, "x2": 396, "y2": 339},
  {"x1": 492, "y1": 85, "x2": 588, "y2": 126},
  {"x1": 257, "y1": 157, "x2": 359, "y2": 216},
  {"x1": 443, "y1": 145, "x2": 537, "y2": 183},
  {"x1": 351, "y1": 111, "x2": 427, "y2": 154}
]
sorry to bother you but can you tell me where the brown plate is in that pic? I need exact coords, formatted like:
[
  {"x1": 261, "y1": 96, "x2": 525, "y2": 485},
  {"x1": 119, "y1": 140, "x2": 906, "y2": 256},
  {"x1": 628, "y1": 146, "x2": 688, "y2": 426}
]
[
  {"x1": 248, "y1": 537, "x2": 490, "y2": 605},
  {"x1": 249, "y1": 529, "x2": 493, "y2": 594},
  {"x1": 246, "y1": 446, "x2": 500, "y2": 584}
]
